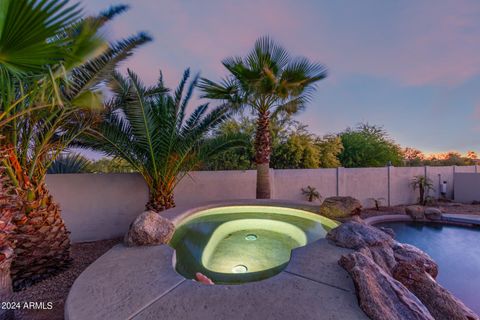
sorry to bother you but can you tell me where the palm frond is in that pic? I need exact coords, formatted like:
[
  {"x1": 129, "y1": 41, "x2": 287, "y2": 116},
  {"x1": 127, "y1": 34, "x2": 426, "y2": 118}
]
[{"x1": 47, "y1": 153, "x2": 91, "y2": 174}]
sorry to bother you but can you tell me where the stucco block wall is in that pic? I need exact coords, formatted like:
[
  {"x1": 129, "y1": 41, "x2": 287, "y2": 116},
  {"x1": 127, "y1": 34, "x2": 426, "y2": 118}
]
[
  {"x1": 273, "y1": 168, "x2": 337, "y2": 202},
  {"x1": 342, "y1": 167, "x2": 388, "y2": 207},
  {"x1": 454, "y1": 172, "x2": 480, "y2": 203},
  {"x1": 175, "y1": 170, "x2": 257, "y2": 207},
  {"x1": 389, "y1": 167, "x2": 424, "y2": 205},
  {"x1": 45, "y1": 165, "x2": 476, "y2": 242},
  {"x1": 46, "y1": 174, "x2": 148, "y2": 243}
]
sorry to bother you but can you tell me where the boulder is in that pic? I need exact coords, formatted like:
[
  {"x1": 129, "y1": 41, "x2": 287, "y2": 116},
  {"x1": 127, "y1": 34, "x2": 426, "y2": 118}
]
[
  {"x1": 424, "y1": 207, "x2": 442, "y2": 220},
  {"x1": 339, "y1": 251, "x2": 434, "y2": 320},
  {"x1": 393, "y1": 262, "x2": 479, "y2": 320},
  {"x1": 319, "y1": 196, "x2": 362, "y2": 219},
  {"x1": 378, "y1": 226, "x2": 396, "y2": 238},
  {"x1": 124, "y1": 211, "x2": 175, "y2": 246},
  {"x1": 326, "y1": 221, "x2": 395, "y2": 250},
  {"x1": 405, "y1": 205, "x2": 425, "y2": 220},
  {"x1": 359, "y1": 244, "x2": 397, "y2": 274},
  {"x1": 393, "y1": 243, "x2": 438, "y2": 278}
]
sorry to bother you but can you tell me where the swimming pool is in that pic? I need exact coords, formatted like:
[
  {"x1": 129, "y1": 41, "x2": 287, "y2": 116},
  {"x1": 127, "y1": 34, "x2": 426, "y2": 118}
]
[{"x1": 376, "y1": 221, "x2": 480, "y2": 315}]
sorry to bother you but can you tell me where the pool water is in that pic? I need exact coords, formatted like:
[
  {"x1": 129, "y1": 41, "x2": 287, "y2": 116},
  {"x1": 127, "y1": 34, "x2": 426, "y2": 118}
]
[
  {"x1": 377, "y1": 222, "x2": 480, "y2": 315},
  {"x1": 170, "y1": 206, "x2": 338, "y2": 284}
]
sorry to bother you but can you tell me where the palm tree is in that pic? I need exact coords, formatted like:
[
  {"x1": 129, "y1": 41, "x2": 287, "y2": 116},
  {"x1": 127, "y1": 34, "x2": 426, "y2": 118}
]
[
  {"x1": 78, "y1": 69, "x2": 245, "y2": 212},
  {"x1": 0, "y1": 1, "x2": 151, "y2": 289},
  {"x1": 47, "y1": 153, "x2": 91, "y2": 174},
  {"x1": 199, "y1": 36, "x2": 327, "y2": 198}
]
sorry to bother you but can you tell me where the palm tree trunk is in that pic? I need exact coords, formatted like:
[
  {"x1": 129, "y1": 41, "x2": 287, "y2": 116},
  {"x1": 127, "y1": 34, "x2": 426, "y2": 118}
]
[
  {"x1": 254, "y1": 111, "x2": 271, "y2": 199},
  {"x1": 0, "y1": 147, "x2": 17, "y2": 320},
  {"x1": 11, "y1": 182, "x2": 71, "y2": 290},
  {"x1": 146, "y1": 190, "x2": 175, "y2": 212}
]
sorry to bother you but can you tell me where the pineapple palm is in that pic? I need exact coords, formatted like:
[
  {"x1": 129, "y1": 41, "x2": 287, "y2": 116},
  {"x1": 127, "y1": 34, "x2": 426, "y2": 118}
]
[
  {"x1": 0, "y1": 142, "x2": 20, "y2": 320},
  {"x1": 199, "y1": 36, "x2": 327, "y2": 198},
  {"x1": 0, "y1": 1, "x2": 151, "y2": 289},
  {"x1": 78, "y1": 69, "x2": 245, "y2": 212}
]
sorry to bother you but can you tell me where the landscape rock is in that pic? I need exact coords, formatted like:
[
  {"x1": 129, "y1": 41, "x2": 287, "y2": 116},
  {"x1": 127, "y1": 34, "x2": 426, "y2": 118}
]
[
  {"x1": 319, "y1": 196, "x2": 362, "y2": 219},
  {"x1": 378, "y1": 226, "x2": 395, "y2": 238},
  {"x1": 359, "y1": 244, "x2": 397, "y2": 274},
  {"x1": 405, "y1": 205, "x2": 425, "y2": 220},
  {"x1": 326, "y1": 221, "x2": 395, "y2": 250},
  {"x1": 393, "y1": 243, "x2": 438, "y2": 278},
  {"x1": 124, "y1": 211, "x2": 175, "y2": 247},
  {"x1": 424, "y1": 207, "x2": 442, "y2": 220},
  {"x1": 339, "y1": 251, "x2": 434, "y2": 320},
  {"x1": 393, "y1": 262, "x2": 479, "y2": 320}
]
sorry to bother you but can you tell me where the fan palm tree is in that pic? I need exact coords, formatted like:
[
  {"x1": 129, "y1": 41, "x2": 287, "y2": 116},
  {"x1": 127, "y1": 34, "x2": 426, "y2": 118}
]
[
  {"x1": 78, "y1": 69, "x2": 245, "y2": 212},
  {"x1": 47, "y1": 153, "x2": 91, "y2": 174},
  {"x1": 199, "y1": 36, "x2": 327, "y2": 198},
  {"x1": 0, "y1": 1, "x2": 151, "y2": 289}
]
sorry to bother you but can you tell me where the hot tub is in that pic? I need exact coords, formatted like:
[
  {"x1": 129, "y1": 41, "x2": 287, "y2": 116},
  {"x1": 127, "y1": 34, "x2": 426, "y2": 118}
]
[{"x1": 170, "y1": 205, "x2": 338, "y2": 284}]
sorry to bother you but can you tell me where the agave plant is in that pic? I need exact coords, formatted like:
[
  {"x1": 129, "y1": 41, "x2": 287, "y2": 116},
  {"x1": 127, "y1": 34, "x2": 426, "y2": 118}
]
[
  {"x1": 78, "y1": 69, "x2": 245, "y2": 212},
  {"x1": 0, "y1": 0, "x2": 150, "y2": 289},
  {"x1": 47, "y1": 153, "x2": 91, "y2": 174},
  {"x1": 199, "y1": 36, "x2": 327, "y2": 199}
]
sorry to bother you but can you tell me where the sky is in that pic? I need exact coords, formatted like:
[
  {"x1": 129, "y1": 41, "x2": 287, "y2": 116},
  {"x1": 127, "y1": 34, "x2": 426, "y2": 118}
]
[{"x1": 81, "y1": 0, "x2": 480, "y2": 156}]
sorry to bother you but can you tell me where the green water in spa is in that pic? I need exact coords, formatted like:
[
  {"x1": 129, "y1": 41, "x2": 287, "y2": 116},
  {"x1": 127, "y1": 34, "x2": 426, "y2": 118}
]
[{"x1": 170, "y1": 206, "x2": 338, "y2": 284}]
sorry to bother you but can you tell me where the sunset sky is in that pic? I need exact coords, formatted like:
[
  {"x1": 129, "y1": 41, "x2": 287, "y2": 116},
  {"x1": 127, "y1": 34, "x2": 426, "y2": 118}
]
[{"x1": 82, "y1": 0, "x2": 480, "y2": 155}]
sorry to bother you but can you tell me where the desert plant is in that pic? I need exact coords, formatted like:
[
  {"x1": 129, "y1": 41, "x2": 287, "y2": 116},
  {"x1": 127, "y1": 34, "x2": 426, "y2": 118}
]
[
  {"x1": 78, "y1": 69, "x2": 246, "y2": 212},
  {"x1": 47, "y1": 153, "x2": 91, "y2": 174},
  {"x1": 368, "y1": 197, "x2": 386, "y2": 211},
  {"x1": 411, "y1": 175, "x2": 435, "y2": 205},
  {"x1": 0, "y1": 1, "x2": 150, "y2": 289},
  {"x1": 301, "y1": 185, "x2": 321, "y2": 202},
  {"x1": 199, "y1": 36, "x2": 327, "y2": 199}
]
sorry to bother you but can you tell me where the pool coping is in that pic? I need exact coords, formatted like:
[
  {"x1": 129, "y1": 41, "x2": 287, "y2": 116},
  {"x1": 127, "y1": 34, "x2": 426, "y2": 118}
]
[
  {"x1": 161, "y1": 199, "x2": 322, "y2": 226},
  {"x1": 364, "y1": 213, "x2": 480, "y2": 227},
  {"x1": 65, "y1": 200, "x2": 368, "y2": 320}
]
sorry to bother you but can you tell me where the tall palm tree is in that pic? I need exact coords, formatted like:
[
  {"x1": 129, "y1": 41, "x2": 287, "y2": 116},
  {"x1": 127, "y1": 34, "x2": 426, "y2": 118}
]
[
  {"x1": 199, "y1": 36, "x2": 327, "y2": 198},
  {"x1": 0, "y1": 0, "x2": 151, "y2": 289},
  {"x1": 78, "y1": 69, "x2": 245, "y2": 212}
]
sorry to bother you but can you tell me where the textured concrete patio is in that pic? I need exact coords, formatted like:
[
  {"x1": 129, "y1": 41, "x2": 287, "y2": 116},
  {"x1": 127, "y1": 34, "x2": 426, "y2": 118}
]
[{"x1": 65, "y1": 239, "x2": 368, "y2": 320}]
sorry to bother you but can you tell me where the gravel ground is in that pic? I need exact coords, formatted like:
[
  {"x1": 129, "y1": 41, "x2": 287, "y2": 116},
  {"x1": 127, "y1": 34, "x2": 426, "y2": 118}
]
[{"x1": 11, "y1": 238, "x2": 121, "y2": 320}]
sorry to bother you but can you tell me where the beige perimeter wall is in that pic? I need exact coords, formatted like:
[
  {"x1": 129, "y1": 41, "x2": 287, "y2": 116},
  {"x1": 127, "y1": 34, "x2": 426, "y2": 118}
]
[{"x1": 45, "y1": 165, "x2": 478, "y2": 242}]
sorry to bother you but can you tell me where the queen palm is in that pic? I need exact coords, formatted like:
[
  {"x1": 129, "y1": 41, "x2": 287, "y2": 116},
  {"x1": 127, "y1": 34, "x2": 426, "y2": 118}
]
[
  {"x1": 199, "y1": 36, "x2": 327, "y2": 198},
  {"x1": 0, "y1": 0, "x2": 151, "y2": 289},
  {"x1": 78, "y1": 69, "x2": 244, "y2": 212}
]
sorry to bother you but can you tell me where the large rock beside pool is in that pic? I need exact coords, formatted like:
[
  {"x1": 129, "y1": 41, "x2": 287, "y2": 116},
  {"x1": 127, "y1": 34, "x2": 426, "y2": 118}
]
[
  {"x1": 393, "y1": 262, "x2": 479, "y2": 320},
  {"x1": 124, "y1": 211, "x2": 175, "y2": 246},
  {"x1": 339, "y1": 251, "x2": 434, "y2": 320},
  {"x1": 393, "y1": 243, "x2": 438, "y2": 278},
  {"x1": 326, "y1": 221, "x2": 395, "y2": 250},
  {"x1": 405, "y1": 205, "x2": 425, "y2": 220},
  {"x1": 424, "y1": 207, "x2": 442, "y2": 220},
  {"x1": 319, "y1": 196, "x2": 362, "y2": 219}
]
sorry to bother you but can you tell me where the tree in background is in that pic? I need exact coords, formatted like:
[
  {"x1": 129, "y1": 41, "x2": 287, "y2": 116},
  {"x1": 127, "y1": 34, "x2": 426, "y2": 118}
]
[
  {"x1": 403, "y1": 147, "x2": 425, "y2": 166},
  {"x1": 316, "y1": 135, "x2": 343, "y2": 168},
  {"x1": 89, "y1": 158, "x2": 136, "y2": 173},
  {"x1": 203, "y1": 115, "x2": 343, "y2": 170},
  {"x1": 338, "y1": 123, "x2": 403, "y2": 167},
  {"x1": 199, "y1": 36, "x2": 327, "y2": 198}
]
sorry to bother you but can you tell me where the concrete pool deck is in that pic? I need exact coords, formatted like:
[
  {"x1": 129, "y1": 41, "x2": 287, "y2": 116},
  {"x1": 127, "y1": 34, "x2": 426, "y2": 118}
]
[{"x1": 65, "y1": 238, "x2": 368, "y2": 320}]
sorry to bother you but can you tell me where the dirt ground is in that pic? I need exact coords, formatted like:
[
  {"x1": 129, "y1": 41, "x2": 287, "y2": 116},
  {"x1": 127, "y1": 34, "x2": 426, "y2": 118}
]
[
  {"x1": 11, "y1": 238, "x2": 121, "y2": 320},
  {"x1": 361, "y1": 202, "x2": 480, "y2": 219}
]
